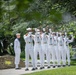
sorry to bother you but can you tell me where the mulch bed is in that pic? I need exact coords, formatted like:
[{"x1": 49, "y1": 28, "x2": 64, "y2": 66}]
[{"x1": 0, "y1": 55, "x2": 25, "y2": 69}]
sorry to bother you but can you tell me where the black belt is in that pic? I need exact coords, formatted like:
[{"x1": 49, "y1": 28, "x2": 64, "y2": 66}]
[
  {"x1": 49, "y1": 44, "x2": 53, "y2": 45},
  {"x1": 27, "y1": 42, "x2": 32, "y2": 43},
  {"x1": 60, "y1": 45, "x2": 62, "y2": 46},
  {"x1": 54, "y1": 44, "x2": 57, "y2": 46},
  {"x1": 43, "y1": 42, "x2": 47, "y2": 44},
  {"x1": 37, "y1": 42, "x2": 41, "y2": 43}
]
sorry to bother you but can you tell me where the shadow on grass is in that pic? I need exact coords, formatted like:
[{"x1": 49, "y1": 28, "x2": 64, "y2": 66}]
[{"x1": 71, "y1": 59, "x2": 76, "y2": 66}]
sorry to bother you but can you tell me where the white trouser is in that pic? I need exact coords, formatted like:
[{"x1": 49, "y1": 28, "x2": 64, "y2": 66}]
[
  {"x1": 66, "y1": 46, "x2": 70, "y2": 65},
  {"x1": 49, "y1": 45, "x2": 56, "y2": 66},
  {"x1": 58, "y1": 45, "x2": 62, "y2": 65},
  {"x1": 54, "y1": 45, "x2": 60, "y2": 65},
  {"x1": 25, "y1": 45, "x2": 35, "y2": 69},
  {"x1": 15, "y1": 52, "x2": 21, "y2": 66},
  {"x1": 47, "y1": 45, "x2": 52, "y2": 66},
  {"x1": 62, "y1": 45, "x2": 67, "y2": 65},
  {"x1": 42, "y1": 44, "x2": 49, "y2": 67},
  {"x1": 34, "y1": 44, "x2": 43, "y2": 68},
  {"x1": 59, "y1": 45, "x2": 65, "y2": 65}
]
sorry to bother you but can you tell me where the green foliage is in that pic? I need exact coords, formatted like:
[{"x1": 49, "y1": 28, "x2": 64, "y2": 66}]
[
  {"x1": 69, "y1": 46, "x2": 74, "y2": 59},
  {"x1": 49, "y1": 9, "x2": 62, "y2": 24},
  {"x1": 0, "y1": 0, "x2": 76, "y2": 55},
  {"x1": 20, "y1": 51, "x2": 25, "y2": 58},
  {"x1": 51, "y1": 0, "x2": 76, "y2": 16},
  {"x1": 12, "y1": 22, "x2": 28, "y2": 34}
]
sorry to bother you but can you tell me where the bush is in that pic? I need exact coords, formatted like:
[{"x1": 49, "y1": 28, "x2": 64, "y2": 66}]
[{"x1": 21, "y1": 50, "x2": 25, "y2": 58}]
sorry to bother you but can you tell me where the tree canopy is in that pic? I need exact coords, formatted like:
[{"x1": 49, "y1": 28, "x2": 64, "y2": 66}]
[{"x1": 0, "y1": 0, "x2": 76, "y2": 55}]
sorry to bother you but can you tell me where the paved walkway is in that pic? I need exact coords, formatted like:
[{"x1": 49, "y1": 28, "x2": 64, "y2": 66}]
[{"x1": 0, "y1": 67, "x2": 60, "y2": 75}]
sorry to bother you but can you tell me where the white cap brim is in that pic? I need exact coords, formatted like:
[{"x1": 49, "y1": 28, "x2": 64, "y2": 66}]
[
  {"x1": 43, "y1": 28, "x2": 45, "y2": 31},
  {"x1": 26, "y1": 28, "x2": 32, "y2": 31},
  {"x1": 36, "y1": 29, "x2": 40, "y2": 32},
  {"x1": 16, "y1": 33, "x2": 20, "y2": 35},
  {"x1": 34, "y1": 28, "x2": 37, "y2": 31},
  {"x1": 49, "y1": 29, "x2": 52, "y2": 32}
]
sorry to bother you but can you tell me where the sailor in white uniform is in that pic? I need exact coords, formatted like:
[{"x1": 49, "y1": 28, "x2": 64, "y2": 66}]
[
  {"x1": 52, "y1": 32, "x2": 58, "y2": 68},
  {"x1": 53, "y1": 32, "x2": 61, "y2": 67},
  {"x1": 61, "y1": 33, "x2": 67, "y2": 67},
  {"x1": 24, "y1": 28, "x2": 35, "y2": 71},
  {"x1": 58, "y1": 33, "x2": 62, "y2": 67},
  {"x1": 64, "y1": 32, "x2": 74, "y2": 66},
  {"x1": 14, "y1": 33, "x2": 21, "y2": 69},
  {"x1": 60, "y1": 33, "x2": 65, "y2": 66},
  {"x1": 41, "y1": 28, "x2": 49, "y2": 68},
  {"x1": 34, "y1": 29, "x2": 43, "y2": 69},
  {"x1": 48, "y1": 29, "x2": 54, "y2": 68}
]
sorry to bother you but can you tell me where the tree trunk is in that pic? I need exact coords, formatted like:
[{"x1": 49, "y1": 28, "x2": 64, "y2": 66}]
[
  {"x1": 2, "y1": 38, "x2": 9, "y2": 55},
  {"x1": 0, "y1": 43, "x2": 2, "y2": 55},
  {"x1": 9, "y1": 45, "x2": 14, "y2": 55}
]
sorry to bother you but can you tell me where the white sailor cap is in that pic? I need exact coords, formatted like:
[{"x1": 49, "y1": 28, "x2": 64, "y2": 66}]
[
  {"x1": 59, "y1": 32, "x2": 62, "y2": 35},
  {"x1": 34, "y1": 28, "x2": 37, "y2": 32},
  {"x1": 43, "y1": 28, "x2": 46, "y2": 32},
  {"x1": 36, "y1": 29, "x2": 40, "y2": 32},
  {"x1": 65, "y1": 32, "x2": 67, "y2": 35},
  {"x1": 52, "y1": 32, "x2": 55, "y2": 34},
  {"x1": 56, "y1": 32, "x2": 58, "y2": 34},
  {"x1": 49, "y1": 29, "x2": 52, "y2": 32},
  {"x1": 26, "y1": 28, "x2": 32, "y2": 31},
  {"x1": 16, "y1": 33, "x2": 20, "y2": 36}
]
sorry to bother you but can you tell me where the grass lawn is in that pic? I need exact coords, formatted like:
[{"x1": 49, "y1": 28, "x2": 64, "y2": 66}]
[
  {"x1": 24, "y1": 66, "x2": 76, "y2": 75},
  {"x1": 23, "y1": 59, "x2": 76, "y2": 75}
]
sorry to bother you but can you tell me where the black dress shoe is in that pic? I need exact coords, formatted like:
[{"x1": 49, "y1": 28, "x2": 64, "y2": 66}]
[
  {"x1": 53, "y1": 66, "x2": 56, "y2": 68},
  {"x1": 58, "y1": 65, "x2": 61, "y2": 67},
  {"x1": 42, "y1": 67, "x2": 45, "y2": 69},
  {"x1": 25, "y1": 68, "x2": 29, "y2": 71},
  {"x1": 40, "y1": 67, "x2": 43, "y2": 69},
  {"x1": 35, "y1": 67, "x2": 38, "y2": 70},
  {"x1": 47, "y1": 66, "x2": 50, "y2": 68},
  {"x1": 68, "y1": 65, "x2": 70, "y2": 67},
  {"x1": 32, "y1": 68, "x2": 35, "y2": 71},
  {"x1": 15, "y1": 67, "x2": 21, "y2": 70},
  {"x1": 63, "y1": 65, "x2": 66, "y2": 67}
]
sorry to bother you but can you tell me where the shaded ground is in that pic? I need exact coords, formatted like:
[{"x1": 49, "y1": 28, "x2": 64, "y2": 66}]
[
  {"x1": 0, "y1": 59, "x2": 76, "y2": 75},
  {"x1": 0, "y1": 66, "x2": 59, "y2": 75}
]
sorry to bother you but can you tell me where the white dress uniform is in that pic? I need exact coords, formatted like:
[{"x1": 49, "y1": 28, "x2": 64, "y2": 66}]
[
  {"x1": 59, "y1": 36, "x2": 66, "y2": 66},
  {"x1": 48, "y1": 33, "x2": 54, "y2": 67},
  {"x1": 58, "y1": 34, "x2": 64, "y2": 65},
  {"x1": 64, "y1": 34, "x2": 74, "y2": 66},
  {"x1": 14, "y1": 38, "x2": 21, "y2": 68},
  {"x1": 60, "y1": 36, "x2": 65, "y2": 66},
  {"x1": 24, "y1": 32, "x2": 35, "y2": 70},
  {"x1": 63, "y1": 35, "x2": 67, "y2": 66},
  {"x1": 53, "y1": 34, "x2": 60, "y2": 66},
  {"x1": 41, "y1": 32, "x2": 49, "y2": 67},
  {"x1": 34, "y1": 31, "x2": 43, "y2": 68},
  {"x1": 53, "y1": 35, "x2": 59, "y2": 65}
]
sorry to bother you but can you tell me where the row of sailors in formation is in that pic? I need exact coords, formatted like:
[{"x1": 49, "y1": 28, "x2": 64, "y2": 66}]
[{"x1": 14, "y1": 28, "x2": 74, "y2": 71}]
